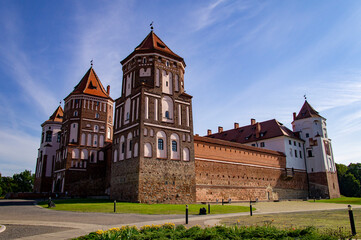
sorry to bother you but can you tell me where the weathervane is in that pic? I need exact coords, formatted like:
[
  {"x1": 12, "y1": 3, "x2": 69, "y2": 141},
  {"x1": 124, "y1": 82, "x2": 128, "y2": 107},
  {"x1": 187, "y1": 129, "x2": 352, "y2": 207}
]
[
  {"x1": 90, "y1": 59, "x2": 93, "y2": 67},
  {"x1": 304, "y1": 94, "x2": 307, "y2": 100},
  {"x1": 150, "y1": 21, "x2": 154, "y2": 30},
  {"x1": 59, "y1": 100, "x2": 62, "y2": 106}
]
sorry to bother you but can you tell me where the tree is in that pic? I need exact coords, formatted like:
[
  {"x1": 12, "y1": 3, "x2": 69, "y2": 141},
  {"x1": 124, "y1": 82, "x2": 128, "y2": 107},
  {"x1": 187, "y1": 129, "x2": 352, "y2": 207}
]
[
  {"x1": 12, "y1": 170, "x2": 34, "y2": 193},
  {"x1": 336, "y1": 163, "x2": 361, "y2": 197},
  {"x1": 347, "y1": 163, "x2": 361, "y2": 182}
]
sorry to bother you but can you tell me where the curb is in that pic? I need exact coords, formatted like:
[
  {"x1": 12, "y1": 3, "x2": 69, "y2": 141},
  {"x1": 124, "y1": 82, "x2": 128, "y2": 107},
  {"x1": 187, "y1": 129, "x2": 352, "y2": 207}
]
[{"x1": 0, "y1": 225, "x2": 6, "y2": 233}]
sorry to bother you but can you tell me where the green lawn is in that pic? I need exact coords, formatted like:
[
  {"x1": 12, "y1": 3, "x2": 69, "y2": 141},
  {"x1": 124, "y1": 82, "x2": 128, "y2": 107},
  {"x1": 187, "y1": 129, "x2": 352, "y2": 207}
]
[
  {"x1": 309, "y1": 196, "x2": 361, "y2": 205},
  {"x1": 38, "y1": 199, "x2": 252, "y2": 215}
]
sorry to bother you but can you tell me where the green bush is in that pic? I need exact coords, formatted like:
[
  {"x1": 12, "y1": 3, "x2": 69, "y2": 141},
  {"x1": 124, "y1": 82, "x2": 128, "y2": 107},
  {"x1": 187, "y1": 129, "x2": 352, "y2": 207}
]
[{"x1": 73, "y1": 223, "x2": 352, "y2": 240}]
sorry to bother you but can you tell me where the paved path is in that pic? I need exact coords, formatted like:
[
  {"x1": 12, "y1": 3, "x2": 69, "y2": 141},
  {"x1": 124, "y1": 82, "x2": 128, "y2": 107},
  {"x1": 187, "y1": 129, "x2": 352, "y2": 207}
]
[{"x1": 0, "y1": 199, "x2": 359, "y2": 239}]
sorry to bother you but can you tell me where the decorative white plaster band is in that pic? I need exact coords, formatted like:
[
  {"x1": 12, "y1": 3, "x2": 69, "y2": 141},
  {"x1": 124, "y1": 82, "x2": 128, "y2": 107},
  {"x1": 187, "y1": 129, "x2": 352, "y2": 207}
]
[
  {"x1": 144, "y1": 92, "x2": 161, "y2": 99},
  {"x1": 175, "y1": 100, "x2": 190, "y2": 105},
  {"x1": 131, "y1": 92, "x2": 141, "y2": 100},
  {"x1": 195, "y1": 157, "x2": 284, "y2": 170},
  {"x1": 83, "y1": 118, "x2": 106, "y2": 124},
  {"x1": 122, "y1": 53, "x2": 185, "y2": 69},
  {"x1": 53, "y1": 169, "x2": 66, "y2": 173},
  {"x1": 144, "y1": 123, "x2": 191, "y2": 133},
  {"x1": 114, "y1": 123, "x2": 139, "y2": 134}
]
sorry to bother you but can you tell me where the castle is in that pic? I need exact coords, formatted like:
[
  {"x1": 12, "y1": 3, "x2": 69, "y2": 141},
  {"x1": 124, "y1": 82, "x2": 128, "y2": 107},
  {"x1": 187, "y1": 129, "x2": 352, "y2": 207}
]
[{"x1": 34, "y1": 30, "x2": 340, "y2": 203}]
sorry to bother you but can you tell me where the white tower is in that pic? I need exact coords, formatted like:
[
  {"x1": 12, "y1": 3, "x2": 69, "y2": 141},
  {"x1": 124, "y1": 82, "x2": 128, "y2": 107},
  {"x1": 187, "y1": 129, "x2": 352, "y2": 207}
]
[{"x1": 292, "y1": 100, "x2": 340, "y2": 198}]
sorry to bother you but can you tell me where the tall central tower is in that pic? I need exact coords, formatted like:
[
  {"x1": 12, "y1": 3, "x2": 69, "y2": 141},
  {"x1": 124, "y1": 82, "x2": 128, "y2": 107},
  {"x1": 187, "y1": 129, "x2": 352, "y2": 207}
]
[{"x1": 110, "y1": 31, "x2": 196, "y2": 203}]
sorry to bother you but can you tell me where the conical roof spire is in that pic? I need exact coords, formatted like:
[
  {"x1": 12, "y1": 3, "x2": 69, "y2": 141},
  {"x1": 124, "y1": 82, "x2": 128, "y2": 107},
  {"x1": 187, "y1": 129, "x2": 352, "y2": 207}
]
[{"x1": 295, "y1": 100, "x2": 324, "y2": 120}]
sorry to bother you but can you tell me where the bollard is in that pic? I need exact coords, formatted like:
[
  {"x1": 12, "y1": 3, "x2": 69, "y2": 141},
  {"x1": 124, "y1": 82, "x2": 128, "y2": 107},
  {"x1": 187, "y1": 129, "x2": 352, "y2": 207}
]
[
  {"x1": 185, "y1": 205, "x2": 189, "y2": 224},
  {"x1": 250, "y1": 201, "x2": 253, "y2": 216},
  {"x1": 222, "y1": 199, "x2": 224, "y2": 205},
  {"x1": 348, "y1": 205, "x2": 356, "y2": 236},
  {"x1": 114, "y1": 200, "x2": 116, "y2": 213},
  {"x1": 208, "y1": 203, "x2": 211, "y2": 214}
]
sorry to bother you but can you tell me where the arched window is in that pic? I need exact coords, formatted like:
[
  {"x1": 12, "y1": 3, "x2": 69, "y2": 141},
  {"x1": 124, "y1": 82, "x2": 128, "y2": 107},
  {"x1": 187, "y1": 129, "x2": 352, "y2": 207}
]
[
  {"x1": 162, "y1": 96, "x2": 173, "y2": 122},
  {"x1": 99, "y1": 135, "x2": 104, "y2": 147},
  {"x1": 144, "y1": 143, "x2": 152, "y2": 157},
  {"x1": 170, "y1": 133, "x2": 180, "y2": 160},
  {"x1": 81, "y1": 149, "x2": 88, "y2": 160},
  {"x1": 90, "y1": 150, "x2": 97, "y2": 163},
  {"x1": 87, "y1": 134, "x2": 92, "y2": 146},
  {"x1": 126, "y1": 132, "x2": 133, "y2": 159},
  {"x1": 95, "y1": 113, "x2": 100, "y2": 119},
  {"x1": 124, "y1": 98, "x2": 131, "y2": 123},
  {"x1": 114, "y1": 150, "x2": 118, "y2": 162},
  {"x1": 134, "y1": 142, "x2": 139, "y2": 157},
  {"x1": 119, "y1": 135, "x2": 125, "y2": 160},
  {"x1": 94, "y1": 125, "x2": 99, "y2": 132},
  {"x1": 99, "y1": 151, "x2": 104, "y2": 161},
  {"x1": 93, "y1": 134, "x2": 98, "y2": 147},
  {"x1": 183, "y1": 147, "x2": 190, "y2": 161},
  {"x1": 46, "y1": 131, "x2": 52, "y2": 142},
  {"x1": 81, "y1": 133, "x2": 86, "y2": 145},
  {"x1": 73, "y1": 111, "x2": 78, "y2": 117},
  {"x1": 156, "y1": 131, "x2": 167, "y2": 158},
  {"x1": 107, "y1": 127, "x2": 111, "y2": 139},
  {"x1": 72, "y1": 149, "x2": 79, "y2": 159}
]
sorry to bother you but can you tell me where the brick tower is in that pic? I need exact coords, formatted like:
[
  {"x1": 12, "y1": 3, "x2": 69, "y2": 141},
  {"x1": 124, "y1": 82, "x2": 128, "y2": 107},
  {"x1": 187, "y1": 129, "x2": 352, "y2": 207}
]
[
  {"x1": 292, "y1": 100, "x2": 340, "y2": 198},
  {"x1": 110, "y1": 31, "x2": 196, "y2": 203},
  {"x1": 53, "y1": 66, "x2": 114, "y2": 196},
  {"x1": 34, "y1": 105, "x2": 63, "y2": 193}
]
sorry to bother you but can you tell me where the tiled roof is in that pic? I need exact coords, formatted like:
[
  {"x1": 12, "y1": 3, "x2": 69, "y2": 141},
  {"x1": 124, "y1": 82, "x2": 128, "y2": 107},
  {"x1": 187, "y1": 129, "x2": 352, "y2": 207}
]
[
  {"x1": 121, "y1": 31, "x2": 185, "y2": 65},
  {"x1": 67, "y1": 67, "x2": 112, "y2": 100},
  {"x1": 44, "y1": 106, "x2": 63, "y2": 124},
  {"x1": 206, "y1": 119, "x2": 302, "y2": 144},
  {"x1": 295, "y1": 100, "x2": 323, "y2": 120}
]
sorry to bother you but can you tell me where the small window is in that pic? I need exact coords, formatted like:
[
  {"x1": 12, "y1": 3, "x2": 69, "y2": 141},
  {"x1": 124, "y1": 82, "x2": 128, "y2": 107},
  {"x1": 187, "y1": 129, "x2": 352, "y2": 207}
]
[
  {"x1": 251, "y1": 144, "x2": 256, "y2": 147},
  {"x1": 298, "y1": 142, "x2": 301, "y2": 147},
  {"x1": 294, "y1": 150, "x2": 298, "y2": 158},
  {"x1": 73, "y1": 111, "x2": 78, "y2": 117},
  {"x1": 143, "y1": 57, "x2": 147, "y2": 63},
  {"x1": 129, "y1": 140, "x2": 132, "y2": 151},
  {"x1": 299, "y1": 150, "x2": 302, "y2": 159},
  {"x1": 166, "y1": 81, "x2": 168, "y2": 87},
  {"x1": 121, "y1": 143, "x2": 125, "y2": 153},
  {"x1": 260, "y1": 142, "x2": 265, "y2": 147},
  {"x1": 306, "y1": 133, "x2": 309, "y2": 138},
  {"x1": 126, "y1": 112, "x2": 130, "y2": 120},
  {"x1": 95, "y1": 113, "x2": 100, "y2": 119},
  {"x1": 45, "y1": 131, "x2": 52, "y2": 142},
  {"x1": 165, "y1": 111, "x2": 170, "y2": 119},
  {"x1": 158, "y1": 139, "x2": 164, "y2": 150},
  {"x1": 289, "y1": 140, "x2": 291, "y2": 145},
  {"x1": 166, "y1": 61, "x2": 170, "y2": 67},
  {"x1": 57, "y1": 132, "x2": 61, "y2": 142},
  {"x1": 96, "y1": 101, "x2": 99, "y2": 106},
  {"x1": 293, "y1": 141, "x2": 296, "y2": 146},
  {"x1": 308, "y1": 150, "x2": 313, "y2": 157},
  {"x1": 172, "y1": 140, "x2": 177, "y2": 152}
]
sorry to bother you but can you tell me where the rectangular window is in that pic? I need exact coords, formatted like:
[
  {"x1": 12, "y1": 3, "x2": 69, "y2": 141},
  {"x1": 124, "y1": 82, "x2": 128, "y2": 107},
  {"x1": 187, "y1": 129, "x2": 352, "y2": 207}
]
[
  {"x1": 158, "y1": 139, "x2": 164, "y2": 150},
  {"x1": 45, "y1": 131, "x2": 52, "y2": 142},
  {"x1": 260, "y1": 142, "x2": 265, "y2": 147},
  {"x1": 121, "y1": 143, "x2": 125, "y2": 153},
  {"x1": 306, "y1": 133, "x2": 309, "y2": 138},
  {"x1": 129, "y1": 140, "x2": 132, "y2": 151},
  {"x1": 251, "y1": 144, "x2": 256, "y2": 147},
  {"x1": 308, "y1": 150, "x2": 313, "y2": 157},
  {"x1": 289, "y1": 140, "x2": 291, "y2": 145},
  {"x1": 172, "y1": 140, "x2": 177, "y2": 152},
  {"x1": 299, "y1": 150, "x2": 302, "y2": 159},
  {"x1": 293, "y1": 141, "x2": 296, "y2": 146},
  {"x1": 294, "y1": 150, "x2": 298, "y2": 158},
  {"x1": 57, "y1": 132, "x2": 61, "y2": 142},
  {"x1": 298, "y1": 142, "x2": 301, "y2": 147}
]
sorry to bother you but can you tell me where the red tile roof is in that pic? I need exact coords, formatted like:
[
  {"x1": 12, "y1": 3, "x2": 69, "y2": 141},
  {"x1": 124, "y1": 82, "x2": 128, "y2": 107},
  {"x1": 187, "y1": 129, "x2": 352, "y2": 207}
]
[
  {"x1": 67, "y1": 67, "x2": 112, "y2": 100},
  {"x1": 295, "y1": 100, "x2": 323, "y2": 120},
  {"x1": 206, "y1": 119, "x2": 302, "y2": 144},
  {"x1": 43, "y1": 105, "x2": 63, "y2": 124},
  {"x1": 121, "y1": 31, "x2": 185, "y2": 65}
]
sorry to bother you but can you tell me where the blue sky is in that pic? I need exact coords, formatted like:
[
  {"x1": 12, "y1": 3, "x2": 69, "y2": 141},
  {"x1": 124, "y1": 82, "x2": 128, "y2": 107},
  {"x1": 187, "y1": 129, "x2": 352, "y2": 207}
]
[{"x1": 1, "y1": 0, "x2": 361, "y2": 176}]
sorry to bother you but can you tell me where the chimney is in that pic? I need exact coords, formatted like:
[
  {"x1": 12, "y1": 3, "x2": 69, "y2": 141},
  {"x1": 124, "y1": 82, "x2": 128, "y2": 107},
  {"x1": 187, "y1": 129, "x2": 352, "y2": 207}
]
[
  {"x1": 234, "y1": 122, "x2": 239, "y2": 129},
  {"x1": 293, "y1": 112, "x2": 297, "y2": 121},
  {"x1": 218, "y1": 126, "x2": 223, "y2": 133},
  {"x1": 107, "y1": 85, "x2": 110, "y2": 95},
  {"x1": 256, "y1": 122, "x2": 261, "y2": 138},
  {"x1": 207, "y1": 129, "x2": 212, "y2": 135},
  {"x1": 251, "y1": 118, "x2": 256, "y2": 125}
]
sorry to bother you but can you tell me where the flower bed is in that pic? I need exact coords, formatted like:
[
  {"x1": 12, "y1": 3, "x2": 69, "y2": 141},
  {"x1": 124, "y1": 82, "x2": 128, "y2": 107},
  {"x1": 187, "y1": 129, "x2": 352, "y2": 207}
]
[{"x1": 74, "y1": 223, "x2": 350, "y2": 239}]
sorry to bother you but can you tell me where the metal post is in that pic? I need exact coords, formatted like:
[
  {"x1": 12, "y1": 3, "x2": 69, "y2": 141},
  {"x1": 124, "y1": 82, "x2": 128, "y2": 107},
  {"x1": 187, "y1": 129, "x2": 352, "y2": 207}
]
[
  {"x1": 348, "y1": 205, "x2": 356, "y2": 236},
  {"x1": 250, "y1": 201, "x2": 253, "y2": 216},
  {"x1": 208, "y1": 203, "x2": 210, "y2": 214},
  {"x1": 222, "y1": 199, "x2": 224, "y2": 205},
  {"x1": 114, "y1": 200, "x2": 116, "y2": 213},
  {"x1": 185, "y1": 205, "x2": 189, "y2": 224}
]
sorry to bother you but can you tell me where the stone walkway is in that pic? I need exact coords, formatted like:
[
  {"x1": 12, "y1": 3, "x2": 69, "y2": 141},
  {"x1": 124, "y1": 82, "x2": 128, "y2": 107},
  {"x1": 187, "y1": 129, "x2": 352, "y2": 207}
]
[{"x1": 0, "y1": 199, "x2": 359, "y2": 240}]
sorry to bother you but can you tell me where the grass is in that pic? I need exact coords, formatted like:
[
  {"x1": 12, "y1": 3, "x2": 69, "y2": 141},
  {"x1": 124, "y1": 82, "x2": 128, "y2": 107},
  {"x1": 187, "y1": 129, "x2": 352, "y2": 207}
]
[
  {"x1": 221, "y1": 208, "x2": 361, "y2": 238},
  {"x1": 309, "y1": 196, "x2": 361, "y2": 205},
  {"x1": 38, "y1": 198, "x2": 252, "y2": 215},
  {"x1": 74, "y1": 223, "x2": 350, "y2": 240}
]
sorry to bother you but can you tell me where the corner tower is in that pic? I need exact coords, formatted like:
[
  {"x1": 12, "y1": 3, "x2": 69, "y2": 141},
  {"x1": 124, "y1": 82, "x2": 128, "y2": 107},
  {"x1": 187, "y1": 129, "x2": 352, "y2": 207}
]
[
  {"x1": 53, "y1": 66, "x2": 114, "y2": 196},
  {"x1": 34, "y1": 105, "x2": 63, "y2": 193},
  {"x1": 111, "y1": 31, "x2": 196, "y2": 203},
  {"x1": 292, "y1": 100, "x2": 340, "y2": 198}
]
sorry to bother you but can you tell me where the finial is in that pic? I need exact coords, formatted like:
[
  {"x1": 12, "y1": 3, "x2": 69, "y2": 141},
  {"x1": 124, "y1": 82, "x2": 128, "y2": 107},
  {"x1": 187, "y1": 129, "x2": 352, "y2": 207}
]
[
  {"x1": 59, "y1": 100, "x2": 62, "y2": 106},
  {"x1": 150, "y1": 21, "x2": 154, "y2": 30},
  {"x1": 90, "y1": 59, "x2": 93, "y2": 67},
  {"x1": 304, "y1": 94, "x2": 307, "y2": 100}
]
